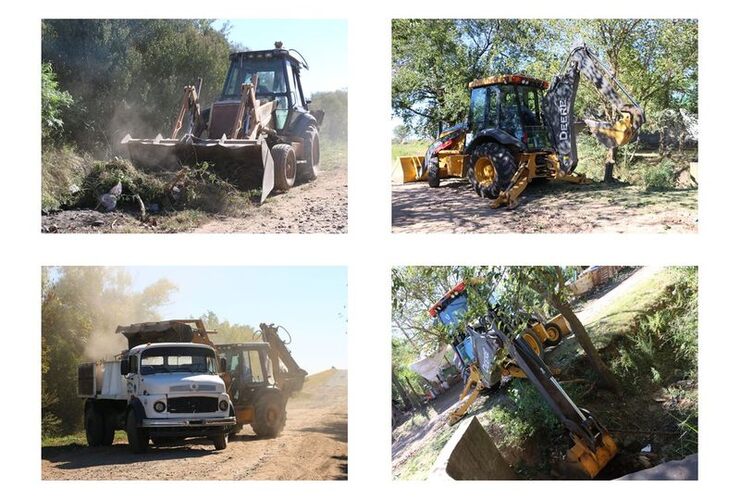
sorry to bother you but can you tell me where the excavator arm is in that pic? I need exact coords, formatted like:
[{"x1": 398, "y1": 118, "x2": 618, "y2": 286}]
[
  {"x1": 543, "y1": 44, "x2": 645, "y2": 173},
  {"x1": 490, "y1": 324, "x2": 617, "y2": 478},
  {"x1": 258, "y1": 323, "x2": 308, "y2": 396}
]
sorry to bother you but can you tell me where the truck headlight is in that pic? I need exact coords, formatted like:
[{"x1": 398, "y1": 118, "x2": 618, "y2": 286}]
[
  {"x1": 219, "y1": 400, "x2": 229, "y2": 411},
  {"x1": 154, "y1": 401, "x2": 166, "y2": 413}
]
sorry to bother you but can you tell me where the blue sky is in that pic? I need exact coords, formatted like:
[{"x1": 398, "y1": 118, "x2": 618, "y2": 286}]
[
  {"x1": 212, "y1": 19, "x2": 347, "y2": 94},
  {"x1": 127, "y1": 266, "x2": 347, "y2": 375}
]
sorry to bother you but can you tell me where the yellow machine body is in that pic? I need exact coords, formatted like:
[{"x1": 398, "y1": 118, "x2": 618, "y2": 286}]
[{"x1": 566, "y1": 432, "x2": 619, "y2": 478}]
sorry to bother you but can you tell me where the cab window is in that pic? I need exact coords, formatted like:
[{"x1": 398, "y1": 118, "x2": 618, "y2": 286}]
[{"x1": 469, "y1": 87, "x2": 487, "y2": 132}]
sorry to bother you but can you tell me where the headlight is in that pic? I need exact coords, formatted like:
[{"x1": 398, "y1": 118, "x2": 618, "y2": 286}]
[
  {"x1": 219, "y1": 400, "x2": 229, "y2": 411},
  {"x1": 154, "y1": 401, "x2": 166, "y2": 413}
]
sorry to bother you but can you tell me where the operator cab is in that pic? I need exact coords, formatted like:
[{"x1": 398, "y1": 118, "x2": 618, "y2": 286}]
[
  {"x1": 468, "y1": 74, "x2": 551, "y2": 150},
  {"x1": 217, "y1": 343, "x2": 275, "y2": 404},
  {"x1": 221, "y1": 44, "x2": 308, "y2": 131}
]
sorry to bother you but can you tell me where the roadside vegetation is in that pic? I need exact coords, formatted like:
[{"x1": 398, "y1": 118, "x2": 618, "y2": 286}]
[{"x1": 391, "y1": 266, "x2": 698, "y2": 480}]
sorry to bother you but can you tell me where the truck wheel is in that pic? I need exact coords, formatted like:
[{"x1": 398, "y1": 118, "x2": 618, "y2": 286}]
[
  {"x1": 427, "y1": 157, "x2": 441, "y2": 188},
  {"x1": 212, "y1": 433, "x2": 228, "y2": 451},
  {"x1": 85, "y1": 405, "x2": 104, "y2": 447},
  {"x1": 252, "y1": 392, "x2": 287, "y2": 438},
  {"x1": 272, "y1": 144, "x2": 297, "y2": 192},
  {"x1": 521, "y1": 329, "x2": 544, "y2": 358},
  {"x1": 101, "y1": 413, "x2": 115, "y2": 446},
  {"x1": 467, "y1": 142, "x2": 516, "y2": 198},
  {"x1": 126, "y1": 410, "x2": 148, "y2": 453},
  {"x1": 299, "y1": 126, "x2": 320, "y2": 182},
  {"x1": 543, "y1": 322, "x2": 563, "y2": 347}
]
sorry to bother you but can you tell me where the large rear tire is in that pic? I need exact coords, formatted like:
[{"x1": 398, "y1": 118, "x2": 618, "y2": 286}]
[
  {"x1": 272, "y1": 144, "x2": 297, "y2": 192},
  {"x1": 467, "y1": 142, "x2": 517, "y2": 198},
  {"x1": 126, "y1": 410, "x2": 148, "y2": 454},
  {"x1": 251, "y1": 392, "x2": 287, "y2": 438},
  {"x1": 299, "y1": 126, "x2": 320, "y2": 182},
  {"x1": 427, "y1": 157, "x2": 441, "y2": 188},
  {"x1": 101, "y1": 412, "x2": 115, "y2": 446},
  {"x1": 521, "y1": 329, "x2": 544, "y2": 358},
  {"x1": 85, "y1": 405, "x2": 104, "y2": 447}
]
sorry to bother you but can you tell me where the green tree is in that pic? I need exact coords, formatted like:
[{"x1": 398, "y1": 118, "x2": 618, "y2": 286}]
[
  {"x1": 41, "y1": 62, "x2": 73, "y2": 146},
  {"x1": 42, "y1": 19, "x2": 231, "y2": 154},
  {"x1": 201, "y1": 311, "x2": 258, "y2": 344},
  {"x1": 309, "y1": 89, "x2": 347, "y2": 143}
]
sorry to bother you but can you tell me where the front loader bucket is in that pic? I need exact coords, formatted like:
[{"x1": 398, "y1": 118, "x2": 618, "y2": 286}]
[
  {"x1": 122, "y1": 134, "x2": 275, "y2": 202},
  {"x1": 398, "y1": 155, "x2": 426, "y2": 183}
]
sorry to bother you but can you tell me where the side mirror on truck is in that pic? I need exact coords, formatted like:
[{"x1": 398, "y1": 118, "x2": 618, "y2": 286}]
[{"x1": 120, "y1": 359, "x2": 129, "y2": 375}]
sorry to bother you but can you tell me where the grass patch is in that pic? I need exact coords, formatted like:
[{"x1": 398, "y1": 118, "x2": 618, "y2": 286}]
[
  {"x1": 391, "y1": 140, "x2": 428, "y2": 162},
  {"x1": 42, "y1": 146, "x2": 94, "y2": 211},
  {"x1": 394, "y1": 424, "x2": 455, "y2": 480},
  {"x1": 320, "y1": 140, "x2": 347, "y2": 171},
  {"x1": 42, "y1": 430, "x2": 127, "y2": 447}
]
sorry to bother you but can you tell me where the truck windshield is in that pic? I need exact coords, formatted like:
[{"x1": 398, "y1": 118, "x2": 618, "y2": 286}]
[{"x1": 140, "y1": 346, "x2": 217, "y2": 375}]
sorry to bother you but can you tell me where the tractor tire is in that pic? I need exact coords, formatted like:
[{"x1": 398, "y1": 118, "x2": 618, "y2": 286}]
[
  {"x1": 272, "y1": 144, "x2": 297, "y2": 192},
  {"x1": 101, "y1": 412, "x2": 115, "y2": 446},
  {"x1": 126, "y1": 410, "x2": 148, "y2": 454},
  {"x1": 84, "y1": 405, "x2": 104, "y2": 447},
  {"x1": 543, "y1": 322, "x2": 563, "y2": 347},
  {"x1": 521, "y1": 329, "x2": 544, "y2": 358},
  {"x1": 427, "y1": 156, "x2": 441, "y2": 188},
  {"x1": 251, "y1": 392, "x2": 287, "y2": 438},
  {"x1": 212, "y1": 433, "x2": 228, "y2": 451},
  {"x1": 467, "y1": 142, "x2": 517, "y2": 199},
  {"x1": 299, "y1": 126, "x2": 320, "y2": 182}
]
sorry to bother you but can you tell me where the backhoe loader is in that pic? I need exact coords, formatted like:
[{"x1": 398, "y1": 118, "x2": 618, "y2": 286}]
[
  {"x1": 427, "y1": 280, "x2": 616, "y2": 478},
  {"x1": 122, "y1": 42, "x2": 324, "y2": 203},
  {"x1": 113, "y1": 319, "x2": 307, "y2": 439},
  {"x1": 399, "y1": 44, "x2": 644, "y2": 209}
]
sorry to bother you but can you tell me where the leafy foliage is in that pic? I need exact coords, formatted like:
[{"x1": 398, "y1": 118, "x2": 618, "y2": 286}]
[
  {"x1": 41, "y1": 62, "x2": 74, "y2": 145},
  {"x1": 309, "y1": 89, "x2": 347, "y2": 143},
  {"x1": 42, "y1": 19, "x2": 231, "y2": 154}
]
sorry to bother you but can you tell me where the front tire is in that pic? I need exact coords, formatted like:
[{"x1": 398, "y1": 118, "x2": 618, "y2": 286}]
[
  {"x1": 467, "y1": 142, "x2": 517, "y2": 198},
  {"x1": 299, "y1": 126, "x2": 320, "y2": 182},
  {"x1": 212, "y1": 433, "x2": 228, "y2": 451},
  {"x1": 543, "y1": 322, "x2": 563, "y2": 347},
  {"x1": 272, "y1": 144, "x2": 297, "y2": 192},
  {"x1": 251, "y1": 392, "x2": 287, "y2": 438},
  {"x1": 427, "y1": 157, "x2": 441, "y2": 188},
  {"x1": 126, "y1": 410, "x2": 148, "y2": 454},
  {"x1": 521, "y1": 329, "x2": 544, "y2": 358}
]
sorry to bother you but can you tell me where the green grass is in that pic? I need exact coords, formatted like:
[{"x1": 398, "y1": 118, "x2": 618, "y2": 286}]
[
  {"x1": 42, "y1": 430, "x2": 127, "y2": 447},
  {"x1": 394, "y1": 424, "x2": 455, "y2": 480},
  {"x1": 391, "y1": 140, "x2": 428, "y2": 162},
  {"x1": 320, "y1": 140, "x2": 347, "y2": 171}
]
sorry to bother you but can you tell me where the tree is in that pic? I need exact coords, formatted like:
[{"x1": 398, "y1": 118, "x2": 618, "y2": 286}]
[
  {"x1": 41, "y1": 62, "x2": 73, "y2": 146},
  {"x1": 42, "y1": 19, "x2": 231, "y2": 154},
  {"x1": 309, "y1": 89, "x2": 347, "y2": 143},
  {"x1": 504, "y1": 267, "x2": 622, "y2": 393}
]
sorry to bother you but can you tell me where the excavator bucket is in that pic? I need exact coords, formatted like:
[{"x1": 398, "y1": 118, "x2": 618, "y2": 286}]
[
  {"x1": 398, "y1": 155, "x2": 425, "y2": 183},
  {"x1": 565, "y1": 432, "x2": 619, "y2": 479}
]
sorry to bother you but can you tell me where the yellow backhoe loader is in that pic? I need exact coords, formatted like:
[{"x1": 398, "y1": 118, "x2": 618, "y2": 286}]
[{"x1": 399, "y1": 44, "x2": 644, "y2": 209}]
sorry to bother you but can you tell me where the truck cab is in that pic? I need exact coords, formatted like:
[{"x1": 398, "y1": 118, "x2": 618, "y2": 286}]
[{"x1": 79, "y1": 341, "x2": 236, "y2": 453}]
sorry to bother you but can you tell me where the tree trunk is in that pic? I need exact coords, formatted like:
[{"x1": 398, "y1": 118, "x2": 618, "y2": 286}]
[
  {"x1": 604, "y1": 147, "x2": 617, "y2": 183},
  {"x1": 548, "y1": 295, "x2": 622, "y2": 394}
]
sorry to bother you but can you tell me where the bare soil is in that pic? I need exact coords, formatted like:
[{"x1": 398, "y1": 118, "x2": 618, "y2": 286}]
[
  {"x1": 392, "y1": 179, "x2": 697, "y2": 233},
  {"x1": 41, "y1": 369, "x2": 347, "y2": 480},
  {"x1": 41, "y1": 168, "x2": 347, "y2": 234}
]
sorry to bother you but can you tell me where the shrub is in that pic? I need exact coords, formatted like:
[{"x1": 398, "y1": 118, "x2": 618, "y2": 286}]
[{"x1": 642, "y1": 158, "x2": 676, "y2": 191}]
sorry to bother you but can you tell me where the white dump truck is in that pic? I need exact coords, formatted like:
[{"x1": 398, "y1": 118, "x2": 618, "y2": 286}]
[{"x1": 77, "y1": 321, "x2": 236, "y2": 453}]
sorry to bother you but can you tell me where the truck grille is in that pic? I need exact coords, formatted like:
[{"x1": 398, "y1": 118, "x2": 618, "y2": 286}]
[{"x1": 167, "y1": 396, "x2": 219, "y2": 414}]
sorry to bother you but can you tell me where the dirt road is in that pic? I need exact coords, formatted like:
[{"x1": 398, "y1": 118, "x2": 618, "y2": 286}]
[
  {"x1": 42, "y1": 369, "x2": 347, "y2": 480},
  {"x1": 392, "y1": 178, "x2": 697, "y2": 233},
  {"x1": 194, "y1": 168, "x2": 347, "y2": 233},
  {"x1": 41, "y1": 168, "x2": 347, "y2": 234}
]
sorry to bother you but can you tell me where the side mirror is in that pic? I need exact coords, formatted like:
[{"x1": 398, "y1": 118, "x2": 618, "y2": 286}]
[
  {"x1": 220, "y1": 358, "x2": 227, "y2": 373},
  {"x1": 120, "y1": 359, "x2": 129, "y2": 376}
]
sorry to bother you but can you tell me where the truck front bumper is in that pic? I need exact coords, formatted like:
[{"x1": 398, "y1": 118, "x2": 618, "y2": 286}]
[{"x1": 142, "y1": 416, "x2": 236, "y2": 428}]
